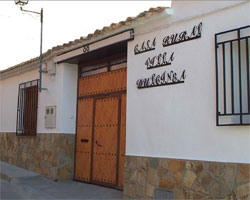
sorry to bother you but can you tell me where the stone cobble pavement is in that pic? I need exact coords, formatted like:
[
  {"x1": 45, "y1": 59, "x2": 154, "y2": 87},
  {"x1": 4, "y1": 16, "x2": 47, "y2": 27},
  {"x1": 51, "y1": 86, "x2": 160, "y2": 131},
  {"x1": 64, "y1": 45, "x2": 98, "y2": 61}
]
[{"x1": 0, "y1": 161, "x2": 122, "y2": 200}]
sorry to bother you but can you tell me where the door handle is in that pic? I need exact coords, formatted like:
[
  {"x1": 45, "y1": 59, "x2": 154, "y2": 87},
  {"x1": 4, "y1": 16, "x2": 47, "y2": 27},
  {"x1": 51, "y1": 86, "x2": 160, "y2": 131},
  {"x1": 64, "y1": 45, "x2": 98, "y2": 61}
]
[
  {"x1": 95, "y1": 140, "x2": 102, "y2": 147},
  {"x1": 81, "y1": 139, "x2": 89, "y2": 143}
]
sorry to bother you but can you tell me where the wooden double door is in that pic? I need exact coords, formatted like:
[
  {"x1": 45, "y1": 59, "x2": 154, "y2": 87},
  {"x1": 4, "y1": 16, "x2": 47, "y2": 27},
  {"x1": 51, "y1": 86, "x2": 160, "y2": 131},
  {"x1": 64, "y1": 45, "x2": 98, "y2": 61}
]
[{"x1": 75, "y1": 68, "x2": 126, "y2": 189}]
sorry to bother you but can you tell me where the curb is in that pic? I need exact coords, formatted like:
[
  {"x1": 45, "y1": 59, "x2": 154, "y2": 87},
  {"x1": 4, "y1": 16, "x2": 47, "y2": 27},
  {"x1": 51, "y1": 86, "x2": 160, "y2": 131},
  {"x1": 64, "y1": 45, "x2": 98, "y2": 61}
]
[{"x1": 0, "y1": 172, "x2": 12, "y2": 182}]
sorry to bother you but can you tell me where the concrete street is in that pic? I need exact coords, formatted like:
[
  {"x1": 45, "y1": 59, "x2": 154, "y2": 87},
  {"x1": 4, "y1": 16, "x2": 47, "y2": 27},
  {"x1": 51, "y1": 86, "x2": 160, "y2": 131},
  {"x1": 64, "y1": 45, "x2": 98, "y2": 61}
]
[{"x1": 0, "y1": 161, "x2": 122, "y2": 199}]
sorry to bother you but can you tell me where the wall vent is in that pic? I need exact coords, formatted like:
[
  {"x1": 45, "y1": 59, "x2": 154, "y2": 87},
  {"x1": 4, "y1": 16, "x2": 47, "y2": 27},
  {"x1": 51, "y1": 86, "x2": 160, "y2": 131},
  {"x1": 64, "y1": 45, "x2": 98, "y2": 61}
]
[{"x1": 155, "y1": 189, "x2": 174, "y2": 200}]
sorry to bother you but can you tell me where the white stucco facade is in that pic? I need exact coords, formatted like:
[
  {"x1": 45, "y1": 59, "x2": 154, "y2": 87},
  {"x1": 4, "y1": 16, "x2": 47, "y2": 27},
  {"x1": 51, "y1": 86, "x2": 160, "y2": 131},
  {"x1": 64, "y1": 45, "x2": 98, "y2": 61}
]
[
  {"x1": 0, "y1": 69, "x2": 38, "y2": 133},
  {"x1": 0, "y1": 0, "x2": 249, "y2": 165},
  {"x1": 126, "y1": 1, "x2": 250, "y2": 163},
  {"x1": 0, "y1": 62, "x2": 78, "y2": 134}
]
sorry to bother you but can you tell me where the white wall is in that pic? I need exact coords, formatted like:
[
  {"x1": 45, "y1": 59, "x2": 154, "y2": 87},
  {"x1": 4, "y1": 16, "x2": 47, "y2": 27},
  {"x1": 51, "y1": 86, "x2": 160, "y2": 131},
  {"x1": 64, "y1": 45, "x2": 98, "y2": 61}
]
[
  {"x1": 0, "y1": 78, "x2": 4, "y2": 130},
  {"x1": 0, "y1": 62, "x2": 78, "y2": 134},
  {"x1": 61, "y1": 63, "x2": 78, "y2": 133},
  {"x1": 126, "y1": 1, "x2": 250, "y2": 163},
  {"x1": 0, "y1": 69, "x2": 38, "y2": 132},
  {"x1": 37, "y1": 62, "x2": 78, "y2": 134}
]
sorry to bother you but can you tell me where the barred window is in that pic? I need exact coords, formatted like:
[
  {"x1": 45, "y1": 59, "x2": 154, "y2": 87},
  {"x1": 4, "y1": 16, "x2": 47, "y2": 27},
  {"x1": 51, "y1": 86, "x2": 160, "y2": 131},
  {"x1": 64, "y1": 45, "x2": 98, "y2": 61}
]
[
  {"x1": 16, "y1": 80, "x2": 39, "y2": 136},
  {"x1": 215, "y1": 25, "x2": 250, "y2": 126}
]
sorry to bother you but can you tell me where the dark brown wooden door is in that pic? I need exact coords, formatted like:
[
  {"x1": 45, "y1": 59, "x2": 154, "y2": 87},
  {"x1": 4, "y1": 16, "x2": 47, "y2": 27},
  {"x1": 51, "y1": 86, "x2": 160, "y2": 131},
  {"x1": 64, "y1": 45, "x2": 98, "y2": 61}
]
[
  {"x1": 75, "y1": 68, "x2": 127, "y2": 189},
  {"x1": 23, "y1": 86, "x2": 38, "y2": 136}
]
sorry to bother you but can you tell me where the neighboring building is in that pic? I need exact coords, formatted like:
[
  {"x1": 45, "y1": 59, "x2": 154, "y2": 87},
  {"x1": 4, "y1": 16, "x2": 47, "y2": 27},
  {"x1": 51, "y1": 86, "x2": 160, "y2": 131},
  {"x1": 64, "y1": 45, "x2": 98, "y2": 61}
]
[{"x1": 0, "y1": 1, "x2": 249, "y2": 199}]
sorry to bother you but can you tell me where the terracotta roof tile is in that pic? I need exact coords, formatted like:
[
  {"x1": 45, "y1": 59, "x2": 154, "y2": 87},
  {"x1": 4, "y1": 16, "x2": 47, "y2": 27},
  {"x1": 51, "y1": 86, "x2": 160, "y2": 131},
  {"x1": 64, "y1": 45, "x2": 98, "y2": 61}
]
[{"x1": 0, "y1": 6, "x2": 167, "y2": 75}]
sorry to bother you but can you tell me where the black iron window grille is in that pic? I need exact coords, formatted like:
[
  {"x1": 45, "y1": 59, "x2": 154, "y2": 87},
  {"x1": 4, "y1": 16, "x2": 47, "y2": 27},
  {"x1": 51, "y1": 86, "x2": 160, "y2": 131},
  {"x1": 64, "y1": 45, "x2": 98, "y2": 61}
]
[
  {"x1": 16, "y1": 79, "x2": 39, "y2": 136},
  {"x1": 215, "y1": 25, "x2": 250, "y2": 126}
]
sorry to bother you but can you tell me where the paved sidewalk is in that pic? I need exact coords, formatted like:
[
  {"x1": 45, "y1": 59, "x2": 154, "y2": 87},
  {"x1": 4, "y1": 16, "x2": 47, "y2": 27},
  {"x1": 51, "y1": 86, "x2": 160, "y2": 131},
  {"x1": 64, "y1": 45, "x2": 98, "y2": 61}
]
[{"x1": 0, "y1": 161, "x2": 122, "y2": 199}]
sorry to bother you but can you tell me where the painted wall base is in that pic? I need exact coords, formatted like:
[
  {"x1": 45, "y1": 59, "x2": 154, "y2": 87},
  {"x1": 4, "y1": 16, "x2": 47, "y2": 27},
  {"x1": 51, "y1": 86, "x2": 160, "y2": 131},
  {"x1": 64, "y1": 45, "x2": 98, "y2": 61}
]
[
  {"x1": 0, "y1": 133, "x2": 75, "y2": 181},
  {"x1": 123, "y1": 156, "x2": 250, "y2": 199}
]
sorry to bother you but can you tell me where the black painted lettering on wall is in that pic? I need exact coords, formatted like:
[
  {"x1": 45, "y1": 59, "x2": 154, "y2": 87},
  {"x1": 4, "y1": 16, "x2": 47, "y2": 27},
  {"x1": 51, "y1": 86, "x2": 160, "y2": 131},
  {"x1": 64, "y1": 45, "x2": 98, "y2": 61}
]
[
  {"x1": 134, "y1": 22, "x2": 203, "y2": 89},
  {"x1": 162, "y1": 22, "x2": 202, "y2": 47},
  {"x1": 136, "y1": 70, "x2": 186, "y2": 89},
  {"x1": 134, "y1": 38, "x2": 156, "y2": 55},
  {"x1": 145, "y1": 52, "x2": 175, "y2": 70}
]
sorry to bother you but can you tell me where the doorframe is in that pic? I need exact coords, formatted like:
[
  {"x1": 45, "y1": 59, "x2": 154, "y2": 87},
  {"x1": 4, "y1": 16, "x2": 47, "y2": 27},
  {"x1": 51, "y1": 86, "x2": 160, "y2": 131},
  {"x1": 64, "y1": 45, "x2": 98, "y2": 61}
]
[
  {"x1": 74, "y1": 89, "x2": 126, "y2": 189},
  {"x1": 74, "y1": 52, "x2": 127, "y2": 188},
  {"x1": 73, "y1": 63, "x2": 81, "y2": 182}
]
